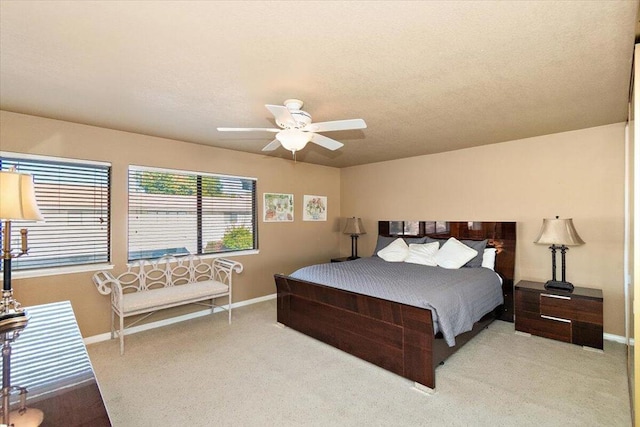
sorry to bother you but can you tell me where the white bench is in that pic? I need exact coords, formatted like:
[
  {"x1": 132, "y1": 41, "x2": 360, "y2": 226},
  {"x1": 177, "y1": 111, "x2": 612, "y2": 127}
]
[{"x1": 92, "y1": 255, "x2": 243, "y2": 354}]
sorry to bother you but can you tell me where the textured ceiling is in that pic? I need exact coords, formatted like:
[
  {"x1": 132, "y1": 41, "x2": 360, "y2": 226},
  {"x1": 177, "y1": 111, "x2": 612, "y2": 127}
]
[{"x1": 0, "y1": 1, "x2": 637, "y2": 168}]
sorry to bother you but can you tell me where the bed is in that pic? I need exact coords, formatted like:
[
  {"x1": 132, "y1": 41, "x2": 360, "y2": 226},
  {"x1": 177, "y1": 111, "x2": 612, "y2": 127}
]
[{"x1": 274, "y1": 221, "x2": 516, "y2": 392}]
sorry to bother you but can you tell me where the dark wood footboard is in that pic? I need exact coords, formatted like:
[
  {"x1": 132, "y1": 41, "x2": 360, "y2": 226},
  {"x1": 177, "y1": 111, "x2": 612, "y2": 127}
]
[{"x1": 276, "y1": 274, "x2": 495, "y2": 390}]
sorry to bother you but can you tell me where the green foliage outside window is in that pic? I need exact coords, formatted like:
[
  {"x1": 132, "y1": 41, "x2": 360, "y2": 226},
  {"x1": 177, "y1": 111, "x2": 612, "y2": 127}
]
[
  {"x1": 202, "y1": 176, "x2": 223, "y2": 197},
  {"x1": 221, "y1": 226, "x2": 253, "y2": 250},
  {"x1": 138, "y1": 172, "x2": 222, "y2": 196}
]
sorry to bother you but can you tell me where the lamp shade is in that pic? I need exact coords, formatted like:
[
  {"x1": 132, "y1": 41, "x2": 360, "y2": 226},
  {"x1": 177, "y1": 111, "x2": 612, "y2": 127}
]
[
  {"x1": 534, "y1": 217, "x2": 584, "y2": 246},
  {"x1": 276, "y1": 129, "x2": 313, "y2": 152},
  {"x1": 343, "y1": 217, "x2": 366, "y2": 235},
  {"x1": 0, "y1": 171, "x2": 44, "y2": 221}
]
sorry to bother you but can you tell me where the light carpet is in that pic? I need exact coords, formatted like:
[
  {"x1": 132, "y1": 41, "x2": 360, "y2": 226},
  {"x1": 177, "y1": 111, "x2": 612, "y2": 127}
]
[{"x1": 87, "y1": 299, "x2": 631, "y2": 426}]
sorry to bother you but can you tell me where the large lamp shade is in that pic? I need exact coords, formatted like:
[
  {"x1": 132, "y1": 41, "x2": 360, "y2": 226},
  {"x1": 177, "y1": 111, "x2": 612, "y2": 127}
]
[
  {"x1": 0, "y1": 171, "x2": 43, "y2": 222},
  {"x1": 343, "y1": 217, "x2": 366, "y2": 236},
  {"x1": 533, "y1": 218, "x2": 584, "y2": 246}
]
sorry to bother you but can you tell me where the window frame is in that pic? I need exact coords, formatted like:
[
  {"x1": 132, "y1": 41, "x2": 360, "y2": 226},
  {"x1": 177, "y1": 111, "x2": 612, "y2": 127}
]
[
  {"x1": 127, "y1": 165, "x2": 258, "y2": 262},
  {"x1": 0, "y1": 151, "x2": 111, "y2": 274}
]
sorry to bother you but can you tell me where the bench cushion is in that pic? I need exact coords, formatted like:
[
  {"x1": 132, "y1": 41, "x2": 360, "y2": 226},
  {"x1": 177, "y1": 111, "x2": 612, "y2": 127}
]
[{"x1": 122, "y1": 280, "x2": 229, "y2": 314}]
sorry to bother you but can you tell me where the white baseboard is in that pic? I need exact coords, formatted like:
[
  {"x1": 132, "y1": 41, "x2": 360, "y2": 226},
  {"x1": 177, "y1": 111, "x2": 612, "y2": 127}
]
[
  {"x1": 604, "y1": 332, "x2": 633, "y2": 346},
  {"x1": 83, "y1": 293, "x2": 277, "y2": 346},
  {"x1": 84, "y1": 295, "x2": 635, "y2": 348}
]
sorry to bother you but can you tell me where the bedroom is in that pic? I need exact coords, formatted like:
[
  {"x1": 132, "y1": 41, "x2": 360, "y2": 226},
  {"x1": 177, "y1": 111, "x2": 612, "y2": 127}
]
[{"x1": 0, "y1": 1, "x2": 636, "y2": 425}]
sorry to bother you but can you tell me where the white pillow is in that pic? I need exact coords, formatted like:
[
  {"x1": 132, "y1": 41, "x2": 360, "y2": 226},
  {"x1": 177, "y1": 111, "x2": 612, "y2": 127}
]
[
  {"x1": 482, "y1": 248, "x2": 497, "y2": 270},
  {"x1": 377, "y1": 238, "x2": 409, "y2": 262},
  {"x1": 404, "y1": 242, "x2": 439, "y2": 266},
  {"x1": 436, "y1": 237, "x2": 478, "y2": 269}
]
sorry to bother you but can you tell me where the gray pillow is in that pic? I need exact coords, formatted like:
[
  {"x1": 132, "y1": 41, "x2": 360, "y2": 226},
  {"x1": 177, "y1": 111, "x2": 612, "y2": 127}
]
[
  {"x1": 424, "y1": 236, "x2": 446, "y2": 247},
  {"x1": 373, "y1": 235, "x2": 427, "y2": 256}
]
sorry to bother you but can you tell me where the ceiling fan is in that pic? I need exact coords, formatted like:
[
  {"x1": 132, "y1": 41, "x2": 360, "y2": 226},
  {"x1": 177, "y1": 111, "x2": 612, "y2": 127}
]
[{"x1": 217, "y1": 99, "x2": 366, "y2": 155}]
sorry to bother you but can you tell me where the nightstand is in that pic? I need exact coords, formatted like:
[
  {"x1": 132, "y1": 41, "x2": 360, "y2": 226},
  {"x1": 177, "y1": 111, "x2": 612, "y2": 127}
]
[
  {"x1": 330, "y1": 257, "x2": 355, "y2": 263},
  {"x1": 515, "y1": 280, "x2": 603, "y2": 350}
]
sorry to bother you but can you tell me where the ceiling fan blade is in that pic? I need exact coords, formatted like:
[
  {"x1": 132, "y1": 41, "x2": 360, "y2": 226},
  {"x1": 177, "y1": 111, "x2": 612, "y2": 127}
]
[
  {"x1": 304, "y1": 119, "x2": 366, "y2": 133},
  {"x1": 262, "y1": 139, "x2": 281, "y2": 152},
  {"x1": 310, "y1": 133, "x2": 344, "y2": 151},
  {"x1": 217, "y1": 127, "x2": 279, "y2": 132},
  {"x1": 266, "y1": 104, "x2": 297, "y2": 128}
]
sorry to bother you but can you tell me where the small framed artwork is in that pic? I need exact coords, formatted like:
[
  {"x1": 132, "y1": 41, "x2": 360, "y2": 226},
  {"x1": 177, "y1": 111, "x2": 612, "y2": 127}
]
[
  {"x1": 303, "y1": 195, "x2": 327, "y2": 221},
  {"x1": 263, "y1": 193, "x2": 294, "y2": 222}
]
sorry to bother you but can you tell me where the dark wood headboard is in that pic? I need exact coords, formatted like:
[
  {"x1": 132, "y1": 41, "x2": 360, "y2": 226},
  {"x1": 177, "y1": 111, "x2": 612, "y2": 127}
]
[{"x1": 378, "y1": 221, "x2": 516, "y2": 322}]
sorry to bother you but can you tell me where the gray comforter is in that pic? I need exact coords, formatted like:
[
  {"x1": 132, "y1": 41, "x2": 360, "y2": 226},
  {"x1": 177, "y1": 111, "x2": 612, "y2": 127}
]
[{"x1": 289, "y1": 257, "x2": 503, "y2": 346}]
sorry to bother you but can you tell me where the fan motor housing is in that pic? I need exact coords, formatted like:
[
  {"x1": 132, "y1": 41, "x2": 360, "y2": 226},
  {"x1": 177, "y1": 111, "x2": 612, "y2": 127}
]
[{"x1": 277, "y1": 110, "x2": 312, "y2": 129}]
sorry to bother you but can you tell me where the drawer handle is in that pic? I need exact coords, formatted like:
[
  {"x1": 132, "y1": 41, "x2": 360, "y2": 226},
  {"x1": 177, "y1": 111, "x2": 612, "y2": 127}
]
[
  {"x1": 541, "y1": 293, "x2": 571, "y2": 301},
  {"x1": 541, "y1": 314, "x2": 571, "y2": 323}
]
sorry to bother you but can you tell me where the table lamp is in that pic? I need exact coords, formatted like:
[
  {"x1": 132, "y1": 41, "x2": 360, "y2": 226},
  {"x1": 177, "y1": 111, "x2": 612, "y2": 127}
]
[
  {"x1": 343, "y1": 217, "x2": 366, "y2": 260},
  {"x1": 533, "y1": 216, "x2": 584, "y2": 291},
  {"x1": 0, "y1": 170, "x2": 43, "y2": 330}
]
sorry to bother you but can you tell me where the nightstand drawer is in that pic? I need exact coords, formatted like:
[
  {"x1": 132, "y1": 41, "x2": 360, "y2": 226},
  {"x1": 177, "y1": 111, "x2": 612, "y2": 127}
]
[
  {"x1": 539, "y1": 293, "x2": 573, "y2": 319},
  {"x1": 540, "y1": 293, "x2": 602, "y2": 325},
  {"x1": 516, "y1": 310, "x2": 571, "y2": 343}
]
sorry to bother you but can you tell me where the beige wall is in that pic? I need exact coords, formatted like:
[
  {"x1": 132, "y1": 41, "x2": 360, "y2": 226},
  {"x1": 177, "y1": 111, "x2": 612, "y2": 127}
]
[
  {"x1": 0, "y1": 110, "x2": 342, "y2": 337},
  {"x1": 340, "y1": 123, "x2": 626, "y2": 336},
  {"x1": 632, "y1": 102, "x2": 638, "y2": 424},
  {"x1": 0, "y1": 111, "x2": 627, "y2": 337}
]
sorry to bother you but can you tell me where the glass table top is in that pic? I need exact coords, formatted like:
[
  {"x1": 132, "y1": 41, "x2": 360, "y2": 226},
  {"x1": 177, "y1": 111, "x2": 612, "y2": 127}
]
[{"x1": 0, "y1": 301, "x2": 111, "y2": 427}]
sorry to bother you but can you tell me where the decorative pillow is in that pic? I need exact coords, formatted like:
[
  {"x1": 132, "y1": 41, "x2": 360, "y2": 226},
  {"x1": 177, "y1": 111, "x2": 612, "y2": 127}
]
[
  {"x1": 435, "y1": 237, "x2": 478, "y2": 269},
  {"x1": 481, "y1": 248, "x2": 497, "y2": 270},
  {"x1": 404, "y1": 242, "x2": 439, "y2": 266},
  {"x1": 377, "y1": 238, "x2": 410, "y2": 262},
  {"x1": 373, "y1": 236, "x2": 396, "y2": 256},
  {"x1": 461, "y1": 239, "x2": 488, "y2": 268},
  {"x1": 373, "y1": 235, "x2": 427, "y2": 257},
  {"x1": 420, "y1": 237, "x2": 487, "y2": 267}
]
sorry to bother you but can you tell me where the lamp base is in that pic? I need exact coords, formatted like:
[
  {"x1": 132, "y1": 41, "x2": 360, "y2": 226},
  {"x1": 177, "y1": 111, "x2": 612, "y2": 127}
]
[
  {"x1": 9, "y1": 406, "x2": 44, "y2": 427},
  {"x1": 0, "y1": 311, "x2": 28, "y2": 332},
  {"x1": 347, "y1": 256, "x2": 360, "y2": 260},
  {"x1": 544, "y1": 280, "x2": 574, "y2": 292},
  {"x1": 0, "y1": 290, "x2": 29, "y2": 332}
]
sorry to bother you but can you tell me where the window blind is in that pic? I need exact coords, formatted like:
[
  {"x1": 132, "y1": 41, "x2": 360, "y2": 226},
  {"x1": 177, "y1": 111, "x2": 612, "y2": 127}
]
[
  {"x1": 0, "y1": 154, "x2": 111, "y2": 271},
  {"x1": 128, "y1": 167, "x2": 257, "y2": 261}
]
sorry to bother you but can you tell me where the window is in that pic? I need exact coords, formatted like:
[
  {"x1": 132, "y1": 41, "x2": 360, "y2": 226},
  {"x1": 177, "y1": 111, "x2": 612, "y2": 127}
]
[
  {"x1": 389, "y1": 221, "x2": 420, "y2": 236},
  {"x1": 0, "y1": 153, "x2": 111, "y2": 271},
  {"x1": 128, "y1": 166, "x2": 257, "y2": 261}
]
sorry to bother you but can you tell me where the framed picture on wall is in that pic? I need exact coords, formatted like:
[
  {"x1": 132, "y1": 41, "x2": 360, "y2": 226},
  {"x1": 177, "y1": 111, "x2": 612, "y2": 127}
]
[
  {"x1": 303, "y1": 195, "x2": 327, "y2": 221},
  {"x1": 263, "y1": 193, "x2": 294, "y2": 222}
]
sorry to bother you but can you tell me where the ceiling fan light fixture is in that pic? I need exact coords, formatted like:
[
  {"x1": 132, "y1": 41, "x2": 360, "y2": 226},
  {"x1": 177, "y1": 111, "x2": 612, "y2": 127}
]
[
  {"x1": 276, "y1": 129, "x2": 312, "y2": 153},
  {"x1": 218, "y1": 99, "x2": 366, "y2": 154}
]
